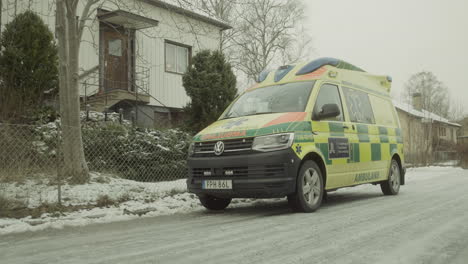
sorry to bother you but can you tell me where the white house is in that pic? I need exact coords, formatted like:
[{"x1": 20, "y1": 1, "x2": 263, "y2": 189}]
[{"x1": 1, "y1": 0, "x2": 231, "y2": 127}]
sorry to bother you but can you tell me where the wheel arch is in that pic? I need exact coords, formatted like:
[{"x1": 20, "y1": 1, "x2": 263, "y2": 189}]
[{"x1": 300, "y1": 152, "x2": 327, "y2": 187}]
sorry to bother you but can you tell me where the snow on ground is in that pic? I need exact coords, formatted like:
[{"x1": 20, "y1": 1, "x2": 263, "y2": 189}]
[
  {"x1": 1, "y1": 173, "x2": 187, "y2": 208},
  {"x1": 0, "y1": 166, "x2": 463, "y2": 236},
  {"x1": 0, "y1": 173, "x2": 201, "y2": 235}
]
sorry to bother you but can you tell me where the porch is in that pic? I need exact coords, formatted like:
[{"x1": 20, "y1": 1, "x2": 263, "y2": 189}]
[{"x1": 79, "y1": 9, "x2": 159, "y2": 113}]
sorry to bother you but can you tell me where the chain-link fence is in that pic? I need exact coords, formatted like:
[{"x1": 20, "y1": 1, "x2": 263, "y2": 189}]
[{"x1": 0, "y1": 122, "x2": 190, "y2": 213}]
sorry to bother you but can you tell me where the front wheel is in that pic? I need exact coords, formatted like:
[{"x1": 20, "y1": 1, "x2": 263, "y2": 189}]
[
  {"x1": 381, "y1": 159, "x2": 401, "y2": 195},
  {"x1": 199, "y1": 195, "x2": 231, "y2": 210},
  {"x1": 288, "y1": 160, "x2": 324, "y2": 213}
]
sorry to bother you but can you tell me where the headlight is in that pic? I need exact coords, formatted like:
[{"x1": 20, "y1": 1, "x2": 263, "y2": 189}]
[
  {"x1": 252, "y1": 133, "x2": 295, "y2": 152},
  {"x1": 188, "y1": 142, "x2": 195, "y2": 156}
]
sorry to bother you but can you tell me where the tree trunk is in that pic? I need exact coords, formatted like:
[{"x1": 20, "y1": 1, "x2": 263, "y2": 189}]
[
  {"x1": 56, "y1": 0, "x2": 89, "y2": 183},
  {"x1": 0, "y1": 0, "x2": 3, "y2": 36}
]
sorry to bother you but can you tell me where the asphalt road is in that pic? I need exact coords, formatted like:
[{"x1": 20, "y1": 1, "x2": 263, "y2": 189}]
[{"x1": 2, "y1": 167, "x2": 468, "y2": 264}]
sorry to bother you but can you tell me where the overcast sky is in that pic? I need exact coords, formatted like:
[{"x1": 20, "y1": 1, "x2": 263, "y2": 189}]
[{"x1": 305, "y1": 0, "x2": 468, "y2": 111}]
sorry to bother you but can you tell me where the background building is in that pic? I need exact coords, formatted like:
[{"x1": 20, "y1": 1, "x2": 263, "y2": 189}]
[{"x1": 394, "y1": 93, "x2": 460, "y2": 165}]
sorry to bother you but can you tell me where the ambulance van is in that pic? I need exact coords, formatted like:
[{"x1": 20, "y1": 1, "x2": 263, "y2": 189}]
[{"x1": 187, "y1": 57, "x2": 405, "y2": 212}]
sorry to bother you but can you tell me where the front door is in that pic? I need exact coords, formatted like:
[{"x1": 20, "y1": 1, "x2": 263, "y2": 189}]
[
  {"x1": 311, "y1": 83, "x2": 354, "y2": 190},
  {"x1": 102, "y1": 25, "x2": 130, "y2": 92}
]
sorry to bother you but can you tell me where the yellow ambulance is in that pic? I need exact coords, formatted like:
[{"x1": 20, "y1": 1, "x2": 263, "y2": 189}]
[{"x1": 187, "y1": 57, "x2": 405, "y2": 212}]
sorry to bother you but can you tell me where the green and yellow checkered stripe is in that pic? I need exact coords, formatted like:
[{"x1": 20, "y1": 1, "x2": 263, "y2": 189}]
[{"x1": 293, "y1": 122, "x2": 404, "y2": 165}]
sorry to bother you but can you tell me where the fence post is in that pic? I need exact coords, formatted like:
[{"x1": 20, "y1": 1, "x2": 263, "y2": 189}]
[
  {"x1": 131, "y1": 110, "x2": 136, "y2": 128},
  {"x1": 86, "y1": 104, "x2": 90, "y2": 122},
  {"x1": 104, "y1": 107, "x2": 109, "y2": 122},
  {"x1": 56, "y1": 126, "x2": 62, "y2": 206},
  {"x1": 119, "y1": 108, "x2": 123, "y2": 124}
]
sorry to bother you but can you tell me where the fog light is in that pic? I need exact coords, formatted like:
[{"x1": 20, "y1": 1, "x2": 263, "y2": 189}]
[
  {"x1": 225, "y1": 170, "x2": 234, "y2": 175},
  {"x1": 203, "y1": 171, "x2": 212, "y2": 176}
]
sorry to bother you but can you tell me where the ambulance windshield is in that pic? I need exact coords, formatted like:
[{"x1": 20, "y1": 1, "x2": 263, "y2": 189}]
[{"x1": 221, "y1": 81, "x2": 315, "y2": 119}]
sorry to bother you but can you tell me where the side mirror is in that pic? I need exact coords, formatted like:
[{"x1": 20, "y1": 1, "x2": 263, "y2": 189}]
[{"x1": 314, "y1": 103, "x2": 341, "y2": 120}]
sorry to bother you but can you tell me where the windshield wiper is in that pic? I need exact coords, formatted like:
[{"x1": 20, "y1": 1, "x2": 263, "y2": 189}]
[
  {"x1": 244, "y1": 111, "x2": 278, "y2": 116},
  {"x1": 220, "y1": 111, "x2": 278, "y2": 120},
  {"x1": 219, "y1": 116, "x2": 237, "y2": 120}
]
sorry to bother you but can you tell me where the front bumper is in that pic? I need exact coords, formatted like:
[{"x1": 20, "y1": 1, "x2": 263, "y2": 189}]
[{"x1": 187, "y1": 149, "x2": 301, "y2": 198}]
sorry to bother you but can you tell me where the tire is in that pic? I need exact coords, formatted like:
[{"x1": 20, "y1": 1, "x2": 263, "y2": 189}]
[
  {"x1": 288, "y1": 160, "x2": 324, "y2": 213},
  {"x1": 381, "y1": 159, "x2": 401, "y2": 195},
  {"x1": 199, "y1": 195, "x2": 231, "y2": 210}
]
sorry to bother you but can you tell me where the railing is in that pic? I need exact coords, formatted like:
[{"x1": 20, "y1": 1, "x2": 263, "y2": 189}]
[
  {"x1": 135, "y1": 65, "x2": 150, "y2": 94},
  {"x1": 78, "y1": 64, "x2": 160, "y2": 127},
  {"x1": 79, "y1": 64, "x2": 151, "y2": 100},
  {"x1": 78, "y1": 64, "x2": 175, "y2": 128},
  {"x1": 80, "y1": 66, "x2": 100, "y2": 100}
]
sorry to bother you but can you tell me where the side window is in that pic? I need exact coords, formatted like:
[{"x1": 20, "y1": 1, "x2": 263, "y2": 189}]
[
  {"x1": 369, "y1": 95, "x2": 396, "y2": 127},
  {"x1": 342, "y1": 87, "x2": 375, "y2": 124},
  {"x1": 313, "y1": 84, "x2": 344, "y2": 121}
]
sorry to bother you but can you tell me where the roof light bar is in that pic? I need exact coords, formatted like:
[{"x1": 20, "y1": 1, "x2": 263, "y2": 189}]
[
  {"x1": 296, "y1": 57, "x2": 340, "y2": 76},
  {"x1": 257, "y1": 69, "x2": 271, "y2": 83},
  {"x1": 296, "y1": 57, "x2": 365, "y2": 75},
  {"x1": 274, "y1": 65, "x2": 294, "y2": 82}
]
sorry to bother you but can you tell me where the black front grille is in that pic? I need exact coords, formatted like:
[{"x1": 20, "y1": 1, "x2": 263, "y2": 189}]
[
  {"x1": 191, "y1": 164, "x2": 285, "y2": 178},
  {"x1": 193, "y1": 138, "x2": 254, "y2": 156},
  {"x1": 192, "y1": 168, "x2": 211, "y2": 177}
]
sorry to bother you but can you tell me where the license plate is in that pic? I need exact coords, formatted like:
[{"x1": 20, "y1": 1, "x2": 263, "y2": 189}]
[{"x1": 202, "y1": 180, "x2": 232, "y2": 190}]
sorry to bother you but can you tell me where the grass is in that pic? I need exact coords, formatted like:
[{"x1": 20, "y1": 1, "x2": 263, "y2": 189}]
[
  {"x1": 0, "y1": 195, "x2": 27, "y2": 216},
  {"x1": 0, "y1": 195, "x2": 92, "y2": 219},
  {"x1": 95, "y1": 195, "x2": 117, "y2": 208},
  {"x1": 117, "y1": 193, "x2": 131, "y2": 203}
]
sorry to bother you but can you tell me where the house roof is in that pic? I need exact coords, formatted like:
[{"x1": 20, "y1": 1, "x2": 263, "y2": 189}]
[
  {"x1": 142, "y1": 0, "x2": 232, "y2": 30},
  {"x1": 98, "y1": 10, "x2": 159, "y2": 30},
  {"x1": 393, "y1": 100, "x2": 461, "y2": 127}
]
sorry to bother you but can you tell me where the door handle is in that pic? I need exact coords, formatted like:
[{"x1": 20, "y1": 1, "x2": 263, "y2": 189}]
[{"x1": 343, "y1": 125, "x2": 355, "y2": 130}]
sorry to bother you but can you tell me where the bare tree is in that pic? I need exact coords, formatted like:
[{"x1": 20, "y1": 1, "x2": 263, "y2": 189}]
[
  {"x1": 197, "y1": 0, "x2": 313, "y2": 82},
  {"x1": 402, "y1": 71, "x2": 450, "y2": 118},
  {"x1": 233, "y1": 0, "x2": 311, "y2": 80},
  {"x1": 55, "y1": 0, "x2": 101, "y2": 183},
  {"x1": 196, "y1": 0, "x2": 239, "y2": 51},
  {"x1": 450, "y1": 99, "x2": 466, "y2": 121},
  {"x1": 0, "y1": 0, "x2": 2, "y2": 35}
]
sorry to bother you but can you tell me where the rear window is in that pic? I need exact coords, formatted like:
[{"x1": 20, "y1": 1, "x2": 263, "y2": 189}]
[{"x1": 369, "y1": 95, "x2": 397, "y2": 127}]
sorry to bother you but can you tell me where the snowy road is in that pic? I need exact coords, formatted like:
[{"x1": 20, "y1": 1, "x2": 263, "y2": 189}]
[{"x1": 2, "y1": 167, "x2": 468, "y2": 264}]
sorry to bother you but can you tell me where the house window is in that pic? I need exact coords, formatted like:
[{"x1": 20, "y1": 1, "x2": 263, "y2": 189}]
[
  {"x1": 165, "y1": 41, "x2": 190, "y2": 74},
  {"x1": 439, "y1": 127, "x2": 446, "y2": 137}
]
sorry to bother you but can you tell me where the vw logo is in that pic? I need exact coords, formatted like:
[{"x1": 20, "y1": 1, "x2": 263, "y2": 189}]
[{"x1": 214, "y1": 141, "x2": 225, "y2": 156}]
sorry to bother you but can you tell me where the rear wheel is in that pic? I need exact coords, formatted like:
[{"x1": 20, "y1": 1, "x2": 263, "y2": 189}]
[
  {"x1": 199, "y1": 195, "x2": 231, "y2": 210},
  {"x1": 381, "y1": 159, "x2": 401, "y2": 195},
  {"x1": 288, "y1": 160, "x2": 324, "y2": 213}
]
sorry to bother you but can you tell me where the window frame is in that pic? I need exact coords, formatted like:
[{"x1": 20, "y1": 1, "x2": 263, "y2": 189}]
[
  {"x1": 439, "y1": 126, "x2": 446, "y2": 137},
  {"x1": 164, "y1": 40, "x2": 192, "y2": 75},
  {"x1": 312, "y1": 82, "x2": 345, "y2": 122}
]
